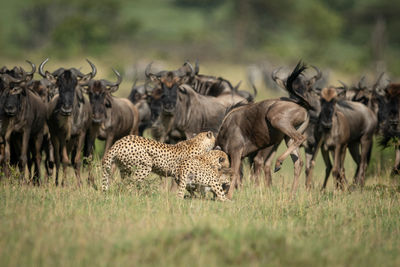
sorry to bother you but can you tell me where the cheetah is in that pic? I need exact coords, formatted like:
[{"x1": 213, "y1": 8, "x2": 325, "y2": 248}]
[
  {"x1": 101, "y1": 131, "x2": 215, "y2": 191},
  {"x1": 176, "y1": 150, "x2": 232, "y2": 201}
]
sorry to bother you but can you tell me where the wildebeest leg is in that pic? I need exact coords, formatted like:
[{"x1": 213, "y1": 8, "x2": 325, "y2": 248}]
[
  {"x1": 73, "y1": 133, "x2": 85, "y2": 188},
  {"x1": 104, "y1": 134, "x2": 115, "y2": 155},
  {"x1": 33, "y1": 133, "x2": 44, "y2": 186},
  {"x1": 332, "y1": 145, "x2": 347, "y2": 190},
  {"x1": 252, "y1": 151, "x2": 264, "y2": 186},
  {"x1": 392, "y1": 145, "x2": 400, "y2": 175},
  {"x1": 61, "y1": 140, "x2": 69, "y2": 187},
  {"x1": 305, "y1": 138, "x2": 322, "y2": 189},
  {"x1": 347, "y1": 142, "x2": 361, "y2": 184},
  {"x1": 52, "y1": 137, "x2": 61, "y2": 186},
  {"x1": 226, "y1": 147, "x2": 243, "y2": 200},
  {"x1": 358, "y1": 136, "x2": 373, "y2": 187},
  {"x1": 18, "y1": 129, "x2": 31, "y2": 181},
  {"x1": 272, "y1": 118, "x2": 308, "y2": 172},
  {"x1": 262, "y1": 145, "x2": 278, "y2": 187},
  {"x1": 321, "y1": 147, "x2": 332, "y2": 190},
  {"x1": 289, "y1": 147, "x2": 303, "y2": 198}
]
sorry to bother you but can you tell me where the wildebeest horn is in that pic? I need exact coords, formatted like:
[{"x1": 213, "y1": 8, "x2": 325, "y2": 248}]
[
  {"x1": 338, "y1": 80, "x2": 348, "y2": 90},
  {"x1": 372, "y1": 72, "x2": 385, "y2": 92},
  {"x1": 145, "y1": 62, "x2": 153, "y2": 78},
  {"x1": 1, "y1": 73, "x2": 25, "y2": 85},
  {"x1": 106, "y1": 68, "x2": 122, "y2": 88},
  {"x1": 183, "y1": 60, "x2": 195, "y2": 78},
  {"x1": 358, "y1": 76, "x2": 366, "y2": 90},
  {"x1": 25, "y1": 60, "x2": 36, "y2": 76},
  {"x1": 271, "y1": 67, "x2": 286, "y2": 89},
  {"x1": 194, "y1": 59, "x2": 200, "y2": 75},
  {"x1": 39, "y1": 58, "x2": 49, "y2": 78},
  {"x1": 311, "y1": 65, "x2": 322, "y2": 82},
  {"x1": 86, "y1": 59, "x2": 97, "y2": 78}
]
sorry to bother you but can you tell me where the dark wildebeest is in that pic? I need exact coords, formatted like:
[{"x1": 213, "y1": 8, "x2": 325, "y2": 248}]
[
  {"x1": 83, "y1": 68, "x2": 139, "y2": 187},
  {"x1": 26, "y1": 78, "x2": 56, "y2": 180},
  {"x1": 257, "y1": 64, "x2": 323, "y2": 188},
  {"x1": 379, "y1": 83, "x2": 400, "y2": 174},
  {"x1": 1, "y1": 64, "x2": 47, "y2": 185},
  {"x1": 317, "y1": 86, "x2": 377, "y2": 188},
  {"x1": 127, "y1": 79, "x2": 152, "y2": 136},
  {"x1": 39, "y1": 58, "x2": 95, "y2": 187},
  {"x1": 83, "y1": 68, "x2": 139, "y2": 157},
  {"x1": 161, "y1": 84, "x2": 249, "y2": 140},
  {"x1": 216, "y1": 62, "x2": 312, "y2": 199},
  {"x1": 145, "y1": 61, "x2": 255, "y2": 143}
]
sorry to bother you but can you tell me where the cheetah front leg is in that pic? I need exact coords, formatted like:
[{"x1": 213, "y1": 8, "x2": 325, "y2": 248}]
[
  {"x1": 176, "y1": 175, "x2": 187, "y2": 199},
  {"x1": 210, "y1": 181, "x2": 228, "y2": 202}
]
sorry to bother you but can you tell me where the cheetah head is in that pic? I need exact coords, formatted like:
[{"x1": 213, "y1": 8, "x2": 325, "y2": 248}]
[{"x1": 191, "y1": 131, "x2": 216, "y2": 152}]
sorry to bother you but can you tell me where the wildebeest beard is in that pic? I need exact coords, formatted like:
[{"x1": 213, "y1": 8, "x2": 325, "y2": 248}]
[
  {"x1": 56, "y1": 70, "x2": 77, "y2": 116},
  {"x1": 160, "y1": 84, "x2": 179, "y2": 114}
]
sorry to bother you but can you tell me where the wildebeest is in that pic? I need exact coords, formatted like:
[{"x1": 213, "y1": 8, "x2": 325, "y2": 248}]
[
  {"x1": 0, "y1": 65, "x2": 47, "y2": 184},
  {"x1": 26, "y1": 78, "x2": 56, "y2": 180},
  {"x1": 379, "y1": 83, "x2": 400, "y2": 174},
  {"x1": 83, "y1": 68, "x2": 139, "y2": 157},
  {"x1": 153, "y1": 84, "x2": 249, "y2": 141},
  {"x1": 39, "y1": 58, "x2": 95, "y2": 187},
  {"x1": 127, "y1": 79, "x2": 152, "y2": 136},
  {"x1": 146, "y1": 61, "x2": 255, "y2": 143},
  {"x1": 216, "y1": 62, "x2": 312, "y2": 199},
  {"x1": 260, "y1": 63, "x2": 323, "y2": 188},
  {"x1": 317, "y1": 86, "x2": 377, "y2": 188}
]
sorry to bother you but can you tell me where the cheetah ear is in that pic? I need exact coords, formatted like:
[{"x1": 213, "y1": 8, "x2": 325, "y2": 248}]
[
  {"x1": 206, "y1": 131, "x2": 213, "y2": 139},
  {"x1": 214, "y1": 146, "x2": 221, "y2": 151}
]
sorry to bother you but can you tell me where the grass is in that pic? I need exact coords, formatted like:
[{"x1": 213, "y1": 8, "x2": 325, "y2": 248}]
[{"x1": 0, "y1": 155, "x2": 399, "y2": 267}]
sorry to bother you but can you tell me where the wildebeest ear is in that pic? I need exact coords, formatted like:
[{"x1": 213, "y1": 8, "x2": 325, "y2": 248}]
[
  {"x1": 206, "y1": 131, "x2": 213, "y2": 139},
  {"x1": 45, "y1": 72, "x2": 56, "y2": 84},
  {"x1": 105, "y1": 95, "x2": 112, "y2": 108},
  {"x1": 147, "y1": 74, "x2": 159, "y2": 83},
  {"x1": 178, "y1": 86, "x2": 187, "y2": 94},
  {"x1": 76, "y1": 88, "x2": 85, "y2": 104},
  {"x1": 78, "y1": 73, "x2": 92, "y2": 85},
  {"x1": 11, "y1": 86, "x2": 25, "y2": 96},
  {"x1": 108, "y1": 85, "x2": 119, "y2": 93}
]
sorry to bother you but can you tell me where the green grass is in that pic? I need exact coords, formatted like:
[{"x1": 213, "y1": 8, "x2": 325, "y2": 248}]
[{"x1": 0, "y1": 156, "x2": 399, "y2": 267}]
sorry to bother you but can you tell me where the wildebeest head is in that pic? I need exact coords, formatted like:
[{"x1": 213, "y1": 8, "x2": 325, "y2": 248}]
[
  {"x1": 0, "y1": 60, "x2": 36, "y2": 81},
  {"x1": 39, "y1": 58, "x2": 96, "y2": 116},
  {"x1": 82, "y1": 69, "x2": 122, "y2": 124},
  {"x1": 319, "y1": 87, "x2": 338, "y2": 130},
  {"x1": 272, "y1": 64, "x2": 322, "y2": 96},
  {"x1": 145, "y1": 61, "x2": 195, "y2": 114},
  {"x1": 1, "y1": 73, "x2": 30, "y2": 117},
  {"x1": 27, "y1": 78, "x2": 56, "y2": 103}
]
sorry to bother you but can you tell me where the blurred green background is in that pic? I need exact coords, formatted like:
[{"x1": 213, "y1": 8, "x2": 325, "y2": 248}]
[{"x1": 1, "y1": 0, "x2": 400, "y2": 77}]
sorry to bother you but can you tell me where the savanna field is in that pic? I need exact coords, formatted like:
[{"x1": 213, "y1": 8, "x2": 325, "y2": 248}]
[{"x1": 1, "y1": 143, "x2": 399, "y2": 267}]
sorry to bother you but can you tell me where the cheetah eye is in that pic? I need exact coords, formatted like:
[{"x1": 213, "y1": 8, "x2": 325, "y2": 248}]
[{"x1": 219, "y1": 157, "x2": 225, "y2": 163}]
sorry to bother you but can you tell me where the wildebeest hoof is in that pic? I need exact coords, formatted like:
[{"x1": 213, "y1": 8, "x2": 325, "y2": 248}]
[{"x1": 274, "y1": 165, "x2": 281, "y2": 173}]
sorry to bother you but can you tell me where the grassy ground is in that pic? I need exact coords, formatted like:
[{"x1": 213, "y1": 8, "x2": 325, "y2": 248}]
[{"x1": 0, "y1": 156, "x2": 399, "y2": 267}]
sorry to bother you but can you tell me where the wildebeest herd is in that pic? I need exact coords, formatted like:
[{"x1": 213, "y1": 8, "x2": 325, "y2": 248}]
[{"x1": 0, "y1": 58, "x2": 399, "y2": 200}]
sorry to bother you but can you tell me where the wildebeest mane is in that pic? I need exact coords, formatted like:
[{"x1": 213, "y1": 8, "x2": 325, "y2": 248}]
[
  {"x1": 336, "y1": 100, "x2": 354, "y2": 110},
  {"x1": 285, "y1": 61, "x2": 313, "y2": 110},
  {"x1": 223, "y1": 100, "x2": 249, "y2": 117}
]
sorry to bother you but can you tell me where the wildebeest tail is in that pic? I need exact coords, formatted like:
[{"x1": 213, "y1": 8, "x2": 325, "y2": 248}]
[{"x1": 286, "y1": 61, "x2": 313, "y2": 111}]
